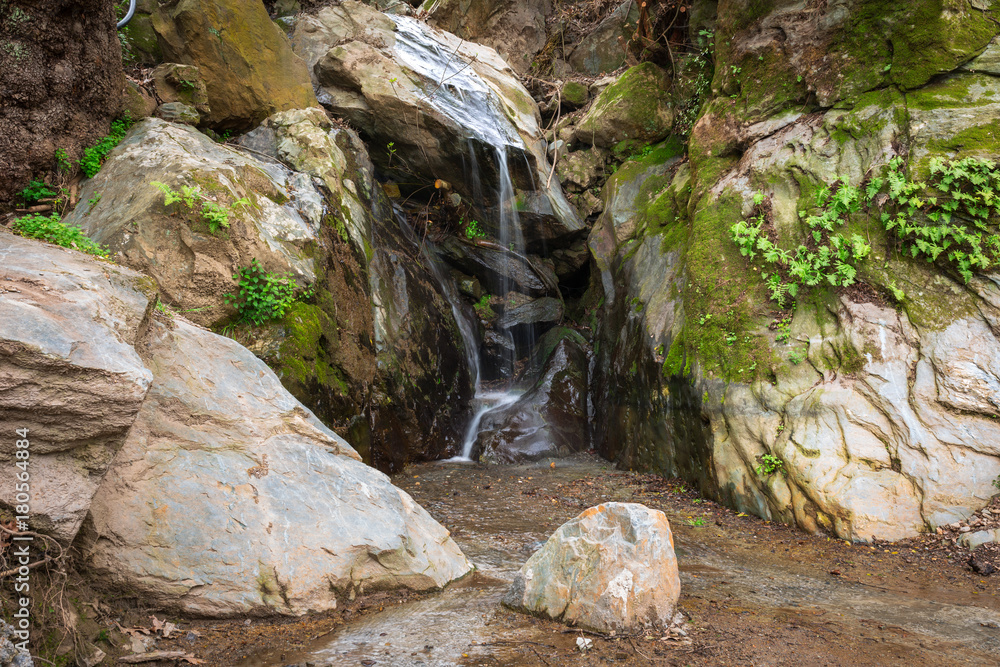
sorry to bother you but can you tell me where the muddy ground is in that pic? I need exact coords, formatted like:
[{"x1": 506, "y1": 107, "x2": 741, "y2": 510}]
[{"x1": 120, "y1": 455, "x2": 1000, "y2": 666}]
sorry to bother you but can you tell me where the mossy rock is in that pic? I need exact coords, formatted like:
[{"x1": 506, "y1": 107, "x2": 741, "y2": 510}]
[
  {"x1": 571, "y1": 63, "x2": 674, "y2": 149},
  {"x1": 711, "y1": 0, "x2": 1000, "y2": 123},
  {"x1": 561, "y1": 81, "x2": 589, "y2": 109}
]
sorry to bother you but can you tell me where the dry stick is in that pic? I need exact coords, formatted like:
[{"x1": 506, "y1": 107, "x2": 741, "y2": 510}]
[
  {"x1": 0, "y1": 556, "x2": 53, "y2": 579},
  {"x1": 545, "y1": 87, "x2": 563, "y2": 189},
  {"x1": 118, "y1": 651, "x2": 195, "y2": 663},
  {"x1": 529, "y1": 646, "x2": 552, "y2": 666}
]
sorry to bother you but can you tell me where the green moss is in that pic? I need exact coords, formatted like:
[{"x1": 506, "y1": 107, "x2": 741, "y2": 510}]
[
  {"x1": 662, "y1": 330, "x2": 691, "y2": 377},
  {"x1": 906, "y1": 74, "x2": 1000, "y2": 111},
  {"x1": 675, "y1": 192, "x2": 776, "y2": 382},
  {"x1": 561, "y1": 81, "x2": 589, "y2": 107},
  {"x1": 275, "y1": 301, "x2": 349, "y2": 395},
  {"x1": 926, "y1": 120, "x2": 1000, "y2": 156}
]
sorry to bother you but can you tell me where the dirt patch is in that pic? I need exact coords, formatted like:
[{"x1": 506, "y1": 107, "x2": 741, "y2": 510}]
[{"x1": 0, "y1": 0, "x2": 124, "y2": 202}]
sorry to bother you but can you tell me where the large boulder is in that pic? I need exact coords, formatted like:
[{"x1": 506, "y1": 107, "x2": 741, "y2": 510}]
[
  {"x1": 0, "y1": 232, "x2": 155, "y2": 542},
  {"x1": 474, "y1": 329, "x2": 589, "y2": 463},
  {"x1": 421, "y1": 0, "x2": 551, "y2": 74},
  {"x1": 571, "y1": 63, "x2": 674, "y2": 150},
  {"x1": 150, "y1": 0, "x2": 318, "y2": 129},
  {"x1": 0, "y1": 0, "x2": 124, "y2": 201},
  {"x1": 291, "y1": 1, "x2": 583, "y2": 247},
  {"x1": 80, "y1": 316, "x2": 473, "y2": 616},
  {"x1": 65, "y1": 118, "x2": 325, "y2": 328},
  {"x1": 503, "y1": 503, "x2": 680, "y2": 633}
]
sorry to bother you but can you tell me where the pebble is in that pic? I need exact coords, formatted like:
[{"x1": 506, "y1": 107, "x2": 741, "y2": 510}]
[{"x1": 960, "y1": 526, "x2": 972, "y2": 533}]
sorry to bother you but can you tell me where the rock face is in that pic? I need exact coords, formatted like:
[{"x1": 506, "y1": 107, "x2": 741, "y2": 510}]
[
  {"x1": 291, "y1": 1, "x2": 583, "y2": 246},
  {"x1": 80, "y1": 317, "x2": 473, "y2": 616},
  {"x1": 503, "y1": 503, "x2": 680, "y2": 633},
  {"x1": 588, "y1": 1, "x2": 1000, "y2": 542},
  {"x1": 567, "y1": 0, "x2": 638, "y2": 75},
  {"x1": 235, "y1": 108, "x2": 476, "y2": 471},
  {"x1": 0, "y1": 231, "x2": 155, "y2": 542},
  {"x1": 0, "y1": 620, "x2": 33, "y2": 667},
  {"x1": 151, "y1": 0, "x2": 318, "y2": 128},
  {"x1": 0, "y1": 0, "x2": 124, "y2": 201},
  {"x1": 422, "y1": 0, "x2": 551, "y2": 74},
  {"x1": 474, "y1": 330, "x2": 589, "y2": 463},
  {"x1": 65, "y1": 118, "x2": 324, "y2": 328}
]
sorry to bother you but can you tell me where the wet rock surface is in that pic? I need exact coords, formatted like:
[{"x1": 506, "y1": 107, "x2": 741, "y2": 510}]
[
  {"x1": 291, "y1": 0, "x2": 582, "y2": 241},
  {"x1": 503, "y1": 502, "x2": 681, "y2": 633},
  {"x1": 474, "y1": 333, "x2": 588, "y2": 463},
  {"x1": 190, "y1": 458, "x2": 1000, "y2": 666}
]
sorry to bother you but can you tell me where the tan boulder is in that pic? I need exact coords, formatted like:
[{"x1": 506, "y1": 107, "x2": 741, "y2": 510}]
[
  {"x1": 503, "y1": 502, "x2": 680, "y2": 633},
  {"x1": 151, "y1": 0, "x2": 318, "y2": 129}
]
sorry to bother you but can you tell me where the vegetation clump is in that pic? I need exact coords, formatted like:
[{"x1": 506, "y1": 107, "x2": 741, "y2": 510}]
[
  {"x1": 731, "y1": 186, "x2": 871, "y2": 309},
  {"x1": 152, "y1": 181, "x2": 249, "y2": 234},
  {"x1": 755, "y1": 453, "x2": 785, "y2": 477},
  {"x1": 464, "y1": 219, "x2": 487, "y2": 240},
  {"x1": 731, "y1": 155, "x2": 1000, "y2": 309},
  {"x1": 79, "y1": 115, "x2": 134, "y2": 178},
  {"x1": 19, "y1": 179, "x2": 56, "y2": 204},
  {"x1": 224, "y1": 259, "x2": 304, "y2": 325},
  {"x1": 877, "y1": 156, "x2": 1000, "y2": 283},
  {"x1": 12, "y1": 213, "x2": 108, "y2": 257}
]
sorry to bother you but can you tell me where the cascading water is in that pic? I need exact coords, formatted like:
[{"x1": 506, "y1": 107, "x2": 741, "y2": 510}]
[{"x1": 388, "y1": 15, "x2": 537, "y2": 459}]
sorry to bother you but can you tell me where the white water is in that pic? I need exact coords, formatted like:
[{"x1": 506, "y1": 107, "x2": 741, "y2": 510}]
[{"x1": 388, "y1": 14, "x2": 534, "y2": 460}]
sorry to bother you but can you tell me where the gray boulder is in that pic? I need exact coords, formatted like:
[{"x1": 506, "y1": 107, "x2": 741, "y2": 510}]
[
  {"x1": 80, "y1": 315, "x2": 473, "y2": 616},
  {"x1": 503, "y1": 502, "x2": 681, "y2": 632},
  {"x1": 0, "y1": 231, "x2": 155, "y2": 543}
]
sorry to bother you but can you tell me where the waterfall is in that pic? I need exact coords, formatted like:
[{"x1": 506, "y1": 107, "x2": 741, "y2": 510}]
[{"x1": 388, "y1": 15, "x2": 538, "y2": 460}]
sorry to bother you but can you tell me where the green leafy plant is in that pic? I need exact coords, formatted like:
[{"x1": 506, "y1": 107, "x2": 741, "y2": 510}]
[
  {"x1": 877, "y1": 156, "x2": 1000, "y2": 283},
  {"x1": 787, "y1": 348, "x2": 806, "y2": 365},
  {"x1": 993, "y1": 474, "x2": 1000, "y2": 492},
  {"x1": 79, "y1": 114, "x2": 134, "y2": 178},
  {"x1": 774, "y1": 315, "x2": 792, "y2": 343},
  {"x1": 224, "y1": 259, "x2": 299, "y2": 325},
  {"x1": 152, "y1": 181, "x2": 249, "y2": 234},
  {"x1": 54, "y1": 148, "x2": 72, "y2": 174},
  {"x1": 386, "y1": 141, "x2": 397, "y2": 166},
  {"x1": 687, "y1": 518, "x2": 708, "y2": 527},
  {"x1": 731, "y1": 184, "x2": 871, "y2": 308},
  {"x1": 19, "y1": 179, "x2": 56, "y2": 204},
  {"x1": 12, "y1": 213, "x2": 107, "y2": 257},
  {"x1": 755, "y1": 453, "x2": 785, "y2": 477},
  {"x1": 464, "y1": 219, "x2": 487, "y2": 240},
  {"x1": 473, "y1": 294, "x2": 495, "y2": 319}
]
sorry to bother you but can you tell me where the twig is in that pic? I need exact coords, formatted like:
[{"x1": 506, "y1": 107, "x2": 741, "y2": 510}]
[
  {"x1": 0, "y1": 556, "x2": 54, "y2": 578},
  {"x1": 545, "y1": 87, "x2": 563, "y2": 189},
  {"x1": 118, "y1": 651, "x2": 194, "y2": 663},
  {"x1": 530, "y1": 646, "x2": 552, "y2": 666}
]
